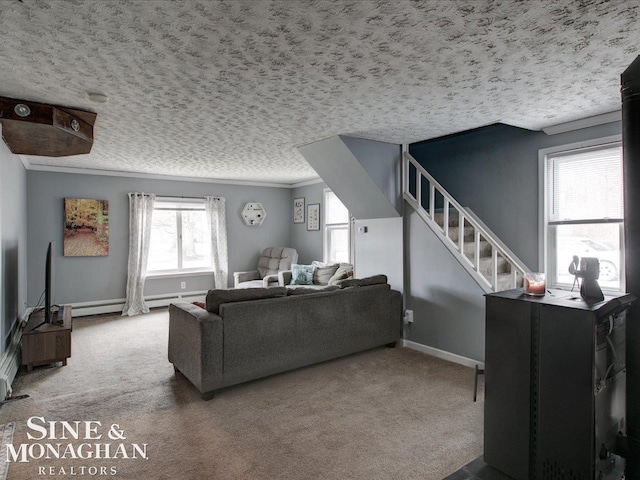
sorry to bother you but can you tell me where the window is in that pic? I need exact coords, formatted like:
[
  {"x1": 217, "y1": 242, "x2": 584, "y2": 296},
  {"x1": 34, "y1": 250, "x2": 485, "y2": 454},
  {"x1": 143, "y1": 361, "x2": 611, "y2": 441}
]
[
  {"x1": 543, "y1": 139, "x2": 624, "y2": 292},
  {"x1": 323, "y1": 189, "x2": 351, "y2": 264},
  {"x1": 147, "y1": 198, "x2": 212, "y2": 275}
]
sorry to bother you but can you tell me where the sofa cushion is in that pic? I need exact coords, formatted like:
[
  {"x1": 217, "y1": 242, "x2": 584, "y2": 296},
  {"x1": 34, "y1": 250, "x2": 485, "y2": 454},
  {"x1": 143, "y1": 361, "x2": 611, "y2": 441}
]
[
  {"x1": 206, "y1": 287, "x2": 287, "y2": 314},
  {"x1": 336, "y1": 274, "x2": 388, "y2": 289},
  {"x1": 328, "y1": 264, "x2": 354, "y2": 285},
  {"x1": 235, "y1": 279, "x2": 265, "y2": 289},
  {"x1": 286, "y1": 285, "x2": 340, "y2": 295},
  {"x1": 313, "y1": 263, "x2": 340, "y2": 285},
  {"x1": 290, "y1": 264, "x2": 316, "y2": 285}
]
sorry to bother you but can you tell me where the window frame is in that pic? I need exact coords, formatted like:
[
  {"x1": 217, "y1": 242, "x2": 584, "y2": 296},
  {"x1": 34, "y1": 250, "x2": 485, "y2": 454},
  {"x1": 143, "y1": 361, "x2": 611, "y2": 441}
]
[
  {"x1": 146, "y1": 197, "x2": 214, "y2": 277},
  {"x1": 538, "y1": 135, "x2": 625, "y2": 293},
  {"x1": 323, "y1": 188, "x2": 352, "y2": 264}
]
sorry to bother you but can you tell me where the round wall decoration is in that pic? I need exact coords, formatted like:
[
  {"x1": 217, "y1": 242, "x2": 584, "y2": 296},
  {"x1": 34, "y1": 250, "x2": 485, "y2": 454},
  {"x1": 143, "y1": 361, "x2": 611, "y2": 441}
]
[{"x1": 241, "y1": 202, "x2": 266, "y2": 226}]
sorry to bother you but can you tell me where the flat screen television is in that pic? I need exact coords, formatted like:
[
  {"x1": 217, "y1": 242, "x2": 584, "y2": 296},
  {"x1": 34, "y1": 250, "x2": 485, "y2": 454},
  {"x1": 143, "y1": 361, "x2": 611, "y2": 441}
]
[{"x1": 44, "y1": 241, "x2": 55, "y2": 323}]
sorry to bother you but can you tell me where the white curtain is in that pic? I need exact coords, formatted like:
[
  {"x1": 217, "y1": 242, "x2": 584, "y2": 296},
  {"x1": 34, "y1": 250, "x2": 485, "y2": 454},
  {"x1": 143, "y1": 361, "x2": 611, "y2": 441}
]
[
  {"x1": 205, "y1": 196, "x2": 228, "y2": 289},
  {"x1": 122, "y1": 192, "x2": 156, "y2": 316}
]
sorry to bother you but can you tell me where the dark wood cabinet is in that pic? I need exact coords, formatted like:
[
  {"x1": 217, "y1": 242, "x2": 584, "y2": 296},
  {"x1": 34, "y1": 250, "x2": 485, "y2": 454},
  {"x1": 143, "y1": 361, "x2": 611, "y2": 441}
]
[{"x1": 22, "y1": 305, "x2": 72, "y2": 371}]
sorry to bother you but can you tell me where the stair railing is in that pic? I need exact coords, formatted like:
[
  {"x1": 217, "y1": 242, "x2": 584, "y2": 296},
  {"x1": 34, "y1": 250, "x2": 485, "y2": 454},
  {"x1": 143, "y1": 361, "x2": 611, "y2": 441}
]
[{"x1": 403, "y1": 151, "x2": 529, "y2": 293}]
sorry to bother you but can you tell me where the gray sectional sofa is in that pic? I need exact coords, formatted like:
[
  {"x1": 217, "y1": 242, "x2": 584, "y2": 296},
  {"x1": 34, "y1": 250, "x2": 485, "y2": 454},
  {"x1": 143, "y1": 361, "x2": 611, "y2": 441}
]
[{"x1": 168, "y1": 279, "x2": 402, "y2": 399}]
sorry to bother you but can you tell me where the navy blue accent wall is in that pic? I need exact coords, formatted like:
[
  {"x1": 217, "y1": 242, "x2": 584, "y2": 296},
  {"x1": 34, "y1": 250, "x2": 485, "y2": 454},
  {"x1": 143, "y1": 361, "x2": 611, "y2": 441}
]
[{"x1": 409, "y1": 122, "x2": 622, "y2": 271}]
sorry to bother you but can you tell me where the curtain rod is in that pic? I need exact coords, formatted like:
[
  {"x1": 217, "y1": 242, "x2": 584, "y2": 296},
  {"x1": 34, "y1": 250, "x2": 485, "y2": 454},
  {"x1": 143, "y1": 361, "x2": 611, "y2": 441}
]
[
  {"x1": 128, "y1": 193, "x2": 224, "y2": 200},
  {"x1": 154, "y1": 195, "x2": 223, "y2": 200}
]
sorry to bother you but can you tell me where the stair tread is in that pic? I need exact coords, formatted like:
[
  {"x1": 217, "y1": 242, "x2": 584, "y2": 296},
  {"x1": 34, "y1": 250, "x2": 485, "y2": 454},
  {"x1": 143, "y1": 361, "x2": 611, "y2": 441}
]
[{"x1": 446, "y1": 225, "x2": 475, "y2": 242}]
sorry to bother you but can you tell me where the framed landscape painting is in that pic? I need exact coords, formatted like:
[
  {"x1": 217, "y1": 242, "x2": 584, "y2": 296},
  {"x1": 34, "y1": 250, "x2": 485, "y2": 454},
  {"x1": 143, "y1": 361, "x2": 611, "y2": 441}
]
[{"x1": 64, "y1": 198, "x2": 109, "y2": 256}]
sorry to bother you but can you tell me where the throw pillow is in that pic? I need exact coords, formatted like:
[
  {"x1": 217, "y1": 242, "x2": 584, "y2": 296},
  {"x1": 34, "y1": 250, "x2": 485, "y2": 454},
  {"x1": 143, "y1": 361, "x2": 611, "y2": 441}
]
[
  {"x1": 360, "y1": 274, "x2": 388, "y2": 286},
  {"x1": 335, "y1": 278, "x2": 361, "y2": 288},
  {"x1": 335, "y1": 275, "x2": 388, "y2": 289},
  {"x1": 205, "y1": 287, "x2": 287, "y2": 314},
  {"x1": 328, "y1": 264, "x2": 353, "y2": 285},
  {"x1": 289, "y1": 264, "x2": 316, "y2": 285},
  {"x1": 313, "y1": 263, "x2": 339, "y2": 285},
  {"x1": 192, "y1": 301, "x2": 206, "y2": 309}
]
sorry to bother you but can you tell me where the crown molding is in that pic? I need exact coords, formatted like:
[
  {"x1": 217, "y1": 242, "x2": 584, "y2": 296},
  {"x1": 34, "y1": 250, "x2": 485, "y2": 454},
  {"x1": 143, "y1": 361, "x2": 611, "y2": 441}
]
[
  {"x1": 289, "y1": 178, "x2": 324, "y2": 188},
  {"x1": 25, "y1": 164, "x2": 322, "y2": 189},
  {"x1": 18, "y1": 154, "x2": 31, "y2": 170},
  {"x1": 542, "y1": 111, "x2": 621, "y2": 135}
]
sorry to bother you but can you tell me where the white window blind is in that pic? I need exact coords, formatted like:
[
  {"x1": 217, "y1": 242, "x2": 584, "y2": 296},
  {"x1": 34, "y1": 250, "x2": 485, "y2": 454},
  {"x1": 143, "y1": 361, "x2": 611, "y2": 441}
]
[
  {"x1": 544, "y1": 140, "x2": 625, "y2": 292},
  {"x1": 547, "y1": 145, "x2": 623, "y2": 222},
  {"x1": 325, "y1": 191, "x2": 349, "y2": 224}
]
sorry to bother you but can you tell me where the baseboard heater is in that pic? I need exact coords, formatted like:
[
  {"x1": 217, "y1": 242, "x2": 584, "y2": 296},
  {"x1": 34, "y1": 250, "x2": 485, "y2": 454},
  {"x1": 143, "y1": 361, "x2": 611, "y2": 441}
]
[
  {"x1": 69, "y1": 290, "x2": 208, "y2": 317},
  {"x1": 0, "y1": 308, "x2": 32, "y2": 402}
]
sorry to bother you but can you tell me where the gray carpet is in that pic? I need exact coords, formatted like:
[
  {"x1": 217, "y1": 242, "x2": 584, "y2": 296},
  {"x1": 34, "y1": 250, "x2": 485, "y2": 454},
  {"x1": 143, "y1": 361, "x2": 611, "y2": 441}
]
[{"x1": 2, "y1": 309, "x2": 484, "y2": 479}]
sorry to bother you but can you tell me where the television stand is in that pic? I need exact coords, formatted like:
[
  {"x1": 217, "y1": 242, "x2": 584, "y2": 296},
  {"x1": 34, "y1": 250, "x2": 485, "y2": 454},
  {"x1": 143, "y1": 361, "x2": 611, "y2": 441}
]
[
  {"x1": 30, "y1": 307, "x2": 64, "y2": 331},
  {"x1": 22, "y1": 305, "x2": 72, "y2": 372}
]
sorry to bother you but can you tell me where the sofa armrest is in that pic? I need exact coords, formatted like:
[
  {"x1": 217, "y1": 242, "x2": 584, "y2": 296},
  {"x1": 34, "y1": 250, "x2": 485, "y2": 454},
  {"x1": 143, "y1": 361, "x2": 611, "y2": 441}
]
[
  {"x1": 168, "y1": 302, "x2": 224, "y2": 394},
  {"x1": 233, "y1": 270, "x2": 260, "y2": 288},
  {"x1": 263, "y1": 274, "x2": 279, "y2": 288},
  {"x1": 278, "y1": 270, "x2": 292, "y2": 286}
]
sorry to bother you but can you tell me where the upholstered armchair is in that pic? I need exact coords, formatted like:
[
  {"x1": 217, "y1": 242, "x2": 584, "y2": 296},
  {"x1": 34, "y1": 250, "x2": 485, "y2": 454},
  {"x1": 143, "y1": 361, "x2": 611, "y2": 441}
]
[{"x1": 233, "y1": 247, "x2": 298, "y2": 288}]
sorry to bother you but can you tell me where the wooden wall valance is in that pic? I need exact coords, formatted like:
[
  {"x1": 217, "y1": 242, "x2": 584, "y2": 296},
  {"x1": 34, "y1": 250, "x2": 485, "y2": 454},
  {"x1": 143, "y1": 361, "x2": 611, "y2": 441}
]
[{"x1": 0, "y1": 96, "x2": 96, "y2": 157}]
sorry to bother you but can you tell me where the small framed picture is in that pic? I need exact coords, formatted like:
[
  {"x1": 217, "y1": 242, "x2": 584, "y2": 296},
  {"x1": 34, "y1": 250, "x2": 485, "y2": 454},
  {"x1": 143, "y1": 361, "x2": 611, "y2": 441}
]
[
  {"x1": 307, "y1": 203, "x2": 320, "y2": 231},
  {"x1": 293, "y1": 197, "x2": 305, "y2": 223}
]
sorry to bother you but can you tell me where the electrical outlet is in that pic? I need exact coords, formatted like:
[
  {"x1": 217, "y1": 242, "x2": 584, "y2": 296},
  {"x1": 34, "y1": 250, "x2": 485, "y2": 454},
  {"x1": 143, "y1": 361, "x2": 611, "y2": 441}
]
[
  {"x1": 404, "y1": 310, "x2": 414, "y2": 324},
  {"x1": 180, "y1": 281, "x2": 186, "y2": 289}
]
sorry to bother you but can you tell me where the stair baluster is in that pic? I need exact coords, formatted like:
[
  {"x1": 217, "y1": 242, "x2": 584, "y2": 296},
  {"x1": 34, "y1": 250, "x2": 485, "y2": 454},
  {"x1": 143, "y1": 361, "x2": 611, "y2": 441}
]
[{"x1": 403, "y1": 152, "x2": 529, "y2": 293}]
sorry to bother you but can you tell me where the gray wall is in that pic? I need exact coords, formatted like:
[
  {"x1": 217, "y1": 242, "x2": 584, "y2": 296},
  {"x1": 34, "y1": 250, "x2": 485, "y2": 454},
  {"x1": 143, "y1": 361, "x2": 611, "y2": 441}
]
[
  {"x1": 339, "y1": 136, "x2": 402, "y2": 214},
  {"x1": 0, "y1": 138, "x2": 28, "y2": 356},
  {"x1": 298, "y1": 136, "x2": 399, "y2": 219},
  {"x1": 290, "y1": 182, "x2": 326, "y2": 264},
  {"x1": 355, "y1": 217, "x2": 403, "y2": 292},
  {"x1": 26, "y1": 171, "x2": 292, "y2": 305},
  {"x1": 405, "y1": 210, "x2": 486, "y2": 361},
  {"x1": 406, "y1": 121, "x2": 622, "y2": 362},
  {"x1": 296, "y1": 136, "x2": 404, "y2": 295}
]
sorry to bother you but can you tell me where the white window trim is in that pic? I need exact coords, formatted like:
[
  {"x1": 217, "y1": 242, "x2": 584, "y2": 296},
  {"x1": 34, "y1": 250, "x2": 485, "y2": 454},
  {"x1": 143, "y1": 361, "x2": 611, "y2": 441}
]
[
  {"x1": 147, "y1": 196, "x2": 213, "y2": 276},
  {"x1": 538, "y1": 134, "x2": 624, "y2": 292}
]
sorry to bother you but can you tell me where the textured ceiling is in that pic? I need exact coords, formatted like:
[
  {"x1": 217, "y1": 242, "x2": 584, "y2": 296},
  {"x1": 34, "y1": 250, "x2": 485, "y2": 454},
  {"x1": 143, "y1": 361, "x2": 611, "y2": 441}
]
[{"x1": 0, "y1": 0, "x2": 638, "y2": 184}]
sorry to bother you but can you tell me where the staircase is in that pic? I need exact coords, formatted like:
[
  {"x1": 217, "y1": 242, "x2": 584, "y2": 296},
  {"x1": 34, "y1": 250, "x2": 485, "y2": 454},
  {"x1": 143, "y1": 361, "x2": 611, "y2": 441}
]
[{"x1": 403, "y1": 151, "x2": 529, "y2": 293}]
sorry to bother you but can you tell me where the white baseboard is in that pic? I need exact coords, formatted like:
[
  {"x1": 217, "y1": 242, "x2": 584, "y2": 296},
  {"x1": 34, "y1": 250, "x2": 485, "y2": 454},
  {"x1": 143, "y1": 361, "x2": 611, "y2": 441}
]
[
  {"x1": 401, "y1": 339, "x2": 485, "y2": 369},
  {"x1": 0, "y1": 307, "x2": 32, "y2": 402},
  {"x1": 70, "y1": 290, "x2": 208, "y2": 317}
]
